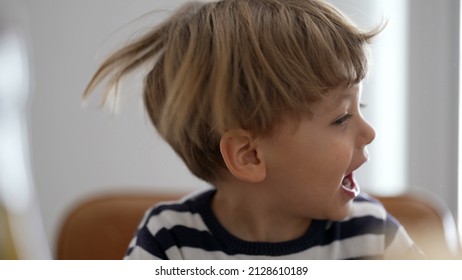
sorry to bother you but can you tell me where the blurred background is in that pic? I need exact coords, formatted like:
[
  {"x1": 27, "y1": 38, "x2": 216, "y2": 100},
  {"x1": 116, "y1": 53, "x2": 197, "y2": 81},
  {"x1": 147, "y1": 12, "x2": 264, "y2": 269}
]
[{"x1": 0, "y1": 0, "x2": 460, "y2": 259}]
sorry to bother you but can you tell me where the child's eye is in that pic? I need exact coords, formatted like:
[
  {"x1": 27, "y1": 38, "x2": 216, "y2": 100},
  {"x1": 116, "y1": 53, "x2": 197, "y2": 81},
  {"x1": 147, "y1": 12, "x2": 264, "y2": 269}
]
[{"x1": 333, "y1": 114, "x2": 353, "y2": 125}]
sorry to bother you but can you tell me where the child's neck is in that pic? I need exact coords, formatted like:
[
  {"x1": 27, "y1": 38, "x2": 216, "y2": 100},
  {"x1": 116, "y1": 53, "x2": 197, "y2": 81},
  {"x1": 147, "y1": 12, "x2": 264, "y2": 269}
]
[{"x1": 211, "y1": 182, "x2": 312, "y2": 243}]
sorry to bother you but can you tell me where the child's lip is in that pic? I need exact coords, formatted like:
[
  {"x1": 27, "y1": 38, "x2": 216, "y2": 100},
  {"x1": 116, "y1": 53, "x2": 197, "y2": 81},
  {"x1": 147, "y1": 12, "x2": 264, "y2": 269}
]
[{"x1": 344, "y1": 158, "x2": 368, "y2": 178}]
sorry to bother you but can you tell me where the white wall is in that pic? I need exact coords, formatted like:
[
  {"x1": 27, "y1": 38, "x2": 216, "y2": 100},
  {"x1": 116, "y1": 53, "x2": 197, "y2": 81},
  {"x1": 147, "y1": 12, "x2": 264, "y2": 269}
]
[
  {"x1": 15, "y1": 0, "x2": 460, "y2": 258},
  {"x1": 407, "y1": 0, "x2": 459, "y2": 224},
  {"x1": 25, "y1": 0, "x2": 211, "y2": 257}
]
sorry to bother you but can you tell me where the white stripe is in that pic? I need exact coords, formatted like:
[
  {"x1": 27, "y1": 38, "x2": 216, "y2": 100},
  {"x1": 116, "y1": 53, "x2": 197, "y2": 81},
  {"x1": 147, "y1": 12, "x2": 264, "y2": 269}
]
[
  {"x1": 127, "y1": 235, "x2": 137, "y2": 249},
  {"x1": 347, "y1": 200, "x2": 387, "y2": 220},
  {"x1": 383, "y1": 226, "x2": 414, "y2": 259},
  {"x1": 124, "y1": 246, "x2": 161, "y2": 260},
  {"x1": 146, "y1": 210, "x2": 209, "y2": 236}
]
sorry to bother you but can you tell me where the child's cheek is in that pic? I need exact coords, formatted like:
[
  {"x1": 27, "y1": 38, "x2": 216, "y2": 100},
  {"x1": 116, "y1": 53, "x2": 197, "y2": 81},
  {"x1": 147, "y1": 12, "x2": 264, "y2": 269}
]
[{"x1": 331, "y1": 142, "x2": 353, "y2": 166}]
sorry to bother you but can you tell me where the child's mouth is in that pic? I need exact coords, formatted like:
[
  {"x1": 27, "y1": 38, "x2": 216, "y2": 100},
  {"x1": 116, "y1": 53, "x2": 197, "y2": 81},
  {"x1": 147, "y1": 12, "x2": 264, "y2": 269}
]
[{"x1": 341, "y1": 173, "x2": 360, "y2": 198}]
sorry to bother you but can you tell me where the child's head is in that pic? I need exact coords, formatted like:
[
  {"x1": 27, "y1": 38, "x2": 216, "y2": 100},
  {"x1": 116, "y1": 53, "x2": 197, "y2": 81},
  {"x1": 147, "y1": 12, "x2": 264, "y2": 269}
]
[{"x1": 84, "y1": 0, "x2": 381, "y2": 183}]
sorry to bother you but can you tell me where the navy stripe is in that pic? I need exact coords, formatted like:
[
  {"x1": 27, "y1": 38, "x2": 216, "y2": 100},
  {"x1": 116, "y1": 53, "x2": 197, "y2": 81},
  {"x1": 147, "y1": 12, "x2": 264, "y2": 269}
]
[
  {"x1": 152, "y1": 224, "x2": 324, "y2": 256},
  {"x1": 149, "y1": 190, "x2": 214, "y2": 215},
  {"x1": 125, "y1": 247, "x2": 134, "y2": 256},
  {"x1": 346, "y1": 254, "x2": 383, "y2": 260},
  {"x1": 155, "y1": 226, "x2": 223, "y2": 253},
  {"x1": 322, "y1": 216, "x2": 385, "y2": 245},
  {"x1": 134, "y1": 226, "x2": 169, "y2": 259},
  {"x1": 384, "y1": 213, "x2": 400, "y2": 247},
  {"x1": 353, "y1": 195, "x2": 372, "y2": 203}
]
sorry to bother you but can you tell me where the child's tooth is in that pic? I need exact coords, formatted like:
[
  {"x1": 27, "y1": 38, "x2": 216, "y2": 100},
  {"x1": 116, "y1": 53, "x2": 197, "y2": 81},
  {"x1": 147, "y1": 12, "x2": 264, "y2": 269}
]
[{"x1": 343, "y1": 177, "x2": 351, "y2": 187}]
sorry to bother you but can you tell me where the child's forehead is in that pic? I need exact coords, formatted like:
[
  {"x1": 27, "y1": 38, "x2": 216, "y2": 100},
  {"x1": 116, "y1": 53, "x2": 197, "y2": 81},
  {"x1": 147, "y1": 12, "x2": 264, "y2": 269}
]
[
  {"x1": 320, "y1": 84, "x2": 361, "y2": 112},
  {"x1": 266, "y1": 84, "x2": 362, "y2": 129}
]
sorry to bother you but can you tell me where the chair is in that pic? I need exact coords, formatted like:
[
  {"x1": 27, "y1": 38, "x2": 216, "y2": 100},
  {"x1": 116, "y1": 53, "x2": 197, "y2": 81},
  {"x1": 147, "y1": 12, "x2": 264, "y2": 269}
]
[
  {"x1": 56, "y1": 193, "x2": 181, "y2": 260},
  {"x1": 56, "y1": 191, "x2": 460, "y2": 259},
  {"x1": 375, "y1": 192, "x2": 460, "y2": 259}
]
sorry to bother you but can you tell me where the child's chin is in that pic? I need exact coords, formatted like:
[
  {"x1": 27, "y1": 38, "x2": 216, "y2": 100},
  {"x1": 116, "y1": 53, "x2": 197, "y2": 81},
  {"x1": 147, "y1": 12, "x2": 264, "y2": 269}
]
[{"x1": 329, "y1": 204, "x2": 353, "y2": 221}]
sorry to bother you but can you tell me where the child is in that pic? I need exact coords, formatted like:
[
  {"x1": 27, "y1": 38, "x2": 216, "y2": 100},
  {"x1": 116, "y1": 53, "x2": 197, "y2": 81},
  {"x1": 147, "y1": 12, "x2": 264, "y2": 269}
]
[{"x1": 84, "y1": 0, "x2": 421, "y2": 259}]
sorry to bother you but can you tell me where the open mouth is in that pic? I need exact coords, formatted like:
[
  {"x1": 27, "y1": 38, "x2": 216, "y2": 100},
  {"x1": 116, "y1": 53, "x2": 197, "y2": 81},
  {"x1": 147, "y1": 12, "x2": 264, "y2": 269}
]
[{"x1": 341, "y1": 173, "x2": 360, "y2": 198}]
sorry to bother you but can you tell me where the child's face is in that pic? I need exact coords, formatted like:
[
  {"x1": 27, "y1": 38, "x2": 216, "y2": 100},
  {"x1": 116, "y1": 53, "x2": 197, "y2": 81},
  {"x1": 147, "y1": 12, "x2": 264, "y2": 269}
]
[{"x1": 259, "y1": 84, "x2": 375, "y2": 221}]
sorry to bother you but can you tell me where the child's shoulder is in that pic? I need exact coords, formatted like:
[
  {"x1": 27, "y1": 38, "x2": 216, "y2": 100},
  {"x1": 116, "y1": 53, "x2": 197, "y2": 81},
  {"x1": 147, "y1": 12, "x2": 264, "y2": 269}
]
[
  {"x1": 125, "y1": 189, "x2": 214, "y2": 259},
  {"x1": 349, "y1": 192, "x2": 389, "y2": 221}
]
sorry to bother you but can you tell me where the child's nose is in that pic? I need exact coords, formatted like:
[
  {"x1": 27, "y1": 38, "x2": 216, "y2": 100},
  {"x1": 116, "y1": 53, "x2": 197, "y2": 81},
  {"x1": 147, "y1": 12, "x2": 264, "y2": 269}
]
[{"x1": 358, "y1": 117, "x2": 376, "y2": 148}]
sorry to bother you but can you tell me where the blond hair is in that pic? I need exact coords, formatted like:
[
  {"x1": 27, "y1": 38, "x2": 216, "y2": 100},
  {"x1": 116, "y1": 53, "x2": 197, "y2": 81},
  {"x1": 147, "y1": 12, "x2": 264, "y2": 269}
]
[{"x1": 84, "y1": 0, "x2": 382, "y2": 181}]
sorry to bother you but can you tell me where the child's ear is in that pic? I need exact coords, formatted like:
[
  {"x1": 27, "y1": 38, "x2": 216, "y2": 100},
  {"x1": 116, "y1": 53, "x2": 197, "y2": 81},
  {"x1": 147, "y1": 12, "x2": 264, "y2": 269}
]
[{"x1": 219, "y1": 129, "x2": 266, "y2": 183}]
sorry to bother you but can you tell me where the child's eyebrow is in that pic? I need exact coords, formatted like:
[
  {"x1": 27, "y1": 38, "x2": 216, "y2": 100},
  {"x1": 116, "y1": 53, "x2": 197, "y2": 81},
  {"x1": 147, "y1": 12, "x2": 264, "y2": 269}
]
[{"x1": 325, "y1": 92, "x2": 354, "y2": 112}]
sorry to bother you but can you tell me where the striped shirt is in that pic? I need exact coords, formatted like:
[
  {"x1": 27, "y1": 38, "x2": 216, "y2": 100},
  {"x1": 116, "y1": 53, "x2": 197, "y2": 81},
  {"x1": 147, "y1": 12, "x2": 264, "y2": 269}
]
[{"x1": 125, "y1": 189, "x2": 419, "y2": 259}]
